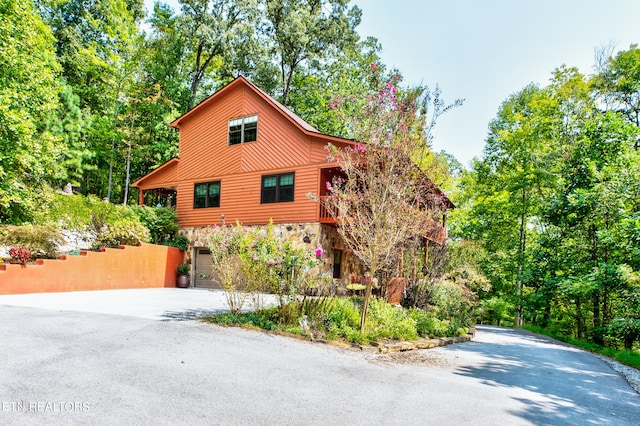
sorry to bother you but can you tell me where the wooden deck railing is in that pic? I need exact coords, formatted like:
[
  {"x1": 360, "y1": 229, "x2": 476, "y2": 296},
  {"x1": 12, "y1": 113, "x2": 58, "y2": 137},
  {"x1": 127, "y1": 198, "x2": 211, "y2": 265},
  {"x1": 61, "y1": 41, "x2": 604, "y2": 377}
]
[
  {"x1": 319, "y1": 197, "x2": 446, "y2": 244},
  {"x1": 318, "y1": 196, "x2": 336, "y2": 224},
  {"x1": 424, "y1": 218, "x2": 447, "y2": 245}
]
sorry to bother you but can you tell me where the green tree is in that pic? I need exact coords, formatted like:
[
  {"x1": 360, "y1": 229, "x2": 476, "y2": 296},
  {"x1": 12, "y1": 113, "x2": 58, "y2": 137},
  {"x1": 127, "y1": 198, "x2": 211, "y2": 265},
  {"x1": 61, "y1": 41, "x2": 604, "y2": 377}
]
[
  {"x1": 318, "y1": 74, "x2": 456, "y2": 331},
  {"x1": 468, "y1": 84, "x2": 562, "y2": 325},
  {"x1": 41, "y1": 0, "x2": 145, "y2": 202},
  {"x1": 593, "y1": 44, "x2": 640, "y2": 131},
  {"x1": 264, "y1": 0, "x2": 361, "y2": 106},
  {"x1": 545, "y1": 111, "x2": 640, "y2": 340},
  {"x1": 460, "y1": 59, "x2": 640, "y2": 348},
  {"x1": 47, "y1": 84, "x2": 94, "y2": 186},
  {"x1": 0, "y1": 0, "x2": 63, "y2": 222},
  {"x1": 285, "y1": 36, "x2": 384, "y2": 137},
  {"x1": 176, "y1": 0, "x2": 260, "y2": 109}
]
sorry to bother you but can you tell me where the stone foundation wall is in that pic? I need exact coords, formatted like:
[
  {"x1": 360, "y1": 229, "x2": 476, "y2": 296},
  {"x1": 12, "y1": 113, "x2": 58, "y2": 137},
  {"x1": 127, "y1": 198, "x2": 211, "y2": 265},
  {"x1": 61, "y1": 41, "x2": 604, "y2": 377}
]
[{"x1": 180, "y1": 223, "x2": 364, "y2": 284}]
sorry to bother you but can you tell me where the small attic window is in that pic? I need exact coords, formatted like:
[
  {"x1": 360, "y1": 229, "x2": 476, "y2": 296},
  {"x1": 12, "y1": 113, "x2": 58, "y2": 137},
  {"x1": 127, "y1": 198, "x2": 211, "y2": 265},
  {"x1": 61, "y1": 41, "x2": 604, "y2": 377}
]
[{"x1": 229, "y1": 115, "x2": 258, "y2": 145}]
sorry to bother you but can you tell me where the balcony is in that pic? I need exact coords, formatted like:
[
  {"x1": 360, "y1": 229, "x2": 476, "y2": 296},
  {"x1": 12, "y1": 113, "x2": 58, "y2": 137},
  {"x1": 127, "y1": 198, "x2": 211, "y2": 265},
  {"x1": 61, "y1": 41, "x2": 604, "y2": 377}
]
[
  {"x1": 424, "y1": 218, "x2": 447, "y2": 245},
  {"x1": 318, "y1": 196, "x2": 336, "y2": 224},
  {"x1": 318, "y1": 196, "x2": 447, "y2": 244}
]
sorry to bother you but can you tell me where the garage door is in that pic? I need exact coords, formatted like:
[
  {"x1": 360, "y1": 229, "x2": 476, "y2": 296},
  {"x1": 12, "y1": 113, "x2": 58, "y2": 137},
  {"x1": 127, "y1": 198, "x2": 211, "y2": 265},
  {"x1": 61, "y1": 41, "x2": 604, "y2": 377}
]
[{"x1": 194, "y1": 248, "x2": 221, "y2": 289}]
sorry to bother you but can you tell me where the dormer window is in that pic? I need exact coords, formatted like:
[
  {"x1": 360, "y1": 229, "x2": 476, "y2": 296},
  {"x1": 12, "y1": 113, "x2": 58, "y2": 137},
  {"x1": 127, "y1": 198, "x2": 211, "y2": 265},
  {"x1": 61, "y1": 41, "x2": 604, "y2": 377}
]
[{"x1": 229, "y1": 115, "x2": 258, "y2": 145}]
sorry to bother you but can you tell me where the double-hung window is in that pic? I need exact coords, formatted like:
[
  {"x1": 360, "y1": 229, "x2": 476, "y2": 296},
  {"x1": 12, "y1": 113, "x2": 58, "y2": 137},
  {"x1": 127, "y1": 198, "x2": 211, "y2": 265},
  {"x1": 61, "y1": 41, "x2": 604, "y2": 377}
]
[
  {"x1": 194, "y1": 181, "x2": 221, "y2": 208},
  {"x1": 261, "y1": 172, "x2": 294, "y2": 203},
  {"x1": 228, "y1": 115, "x2": 258, "y2": 145}
]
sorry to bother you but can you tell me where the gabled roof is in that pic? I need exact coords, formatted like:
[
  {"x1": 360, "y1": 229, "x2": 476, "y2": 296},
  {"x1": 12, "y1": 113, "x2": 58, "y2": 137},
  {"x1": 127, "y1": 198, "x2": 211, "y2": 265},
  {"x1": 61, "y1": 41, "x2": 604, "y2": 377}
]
[
  {"x1": 131, "y1": 158, "x2": 179, "y2": 189},
  {"x1": 251, "y1": 83, "x2": 319, "y2": 133},
  {"x1": 169, "y1": 75, "x2": 353, "y2": 146}
]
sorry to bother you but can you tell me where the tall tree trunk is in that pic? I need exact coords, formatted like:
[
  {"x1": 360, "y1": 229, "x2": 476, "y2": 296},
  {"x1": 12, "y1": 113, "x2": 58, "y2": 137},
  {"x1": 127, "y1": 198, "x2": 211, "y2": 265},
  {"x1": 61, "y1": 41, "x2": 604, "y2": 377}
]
[
  {"x1": 514, "y1": 187, "x2": 528, "y2": 327},
  {"x1": 542, "y1": 303, "x2": 551, "y2": 328},
  {"x1": 188, "y1": 43, "x2": 216, "y2": 111},
  {"x1": 106, "y1": 76, "x2": 124, "y2": 203},
  {"x1": 123, "y1": 102, "x2": 136, "y2": 205},
  {"x1": 590, "y1": 225, "x2": 602, "y2": 343},
  {"x1": 576, "y1": 299, "x2": 585, "y2": 339},
  {"x1": 360, "y1": 258, "x2": 377, "y2": 332}
]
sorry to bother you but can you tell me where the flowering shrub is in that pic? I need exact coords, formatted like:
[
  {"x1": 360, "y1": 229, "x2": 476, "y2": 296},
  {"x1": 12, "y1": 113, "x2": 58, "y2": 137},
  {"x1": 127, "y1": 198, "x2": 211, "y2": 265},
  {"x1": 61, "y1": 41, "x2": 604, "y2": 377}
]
[
  {"x1": 208, "y1": 221, "x2": 324, "y2": 313},
  {"x1": 9, "y1": 246, "x2": 31, "y2": 264}
]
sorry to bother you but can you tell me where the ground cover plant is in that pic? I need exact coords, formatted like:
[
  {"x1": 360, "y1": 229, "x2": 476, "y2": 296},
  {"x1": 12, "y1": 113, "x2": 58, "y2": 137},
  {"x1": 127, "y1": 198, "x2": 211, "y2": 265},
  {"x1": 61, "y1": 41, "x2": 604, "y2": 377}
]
[
  {"x1": 204, "y1": 221, "x2": 475, "y2": 345},
  {"x1": 204, "y1": 296, "x2": 471, "y2": 345}
]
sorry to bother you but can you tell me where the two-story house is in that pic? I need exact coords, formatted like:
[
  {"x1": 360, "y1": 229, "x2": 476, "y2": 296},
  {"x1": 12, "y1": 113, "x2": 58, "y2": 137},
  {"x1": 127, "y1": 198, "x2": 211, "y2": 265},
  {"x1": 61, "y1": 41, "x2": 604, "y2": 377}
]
[{"x1": 132, "y1": 76, "x2": 450, "y2": 288}]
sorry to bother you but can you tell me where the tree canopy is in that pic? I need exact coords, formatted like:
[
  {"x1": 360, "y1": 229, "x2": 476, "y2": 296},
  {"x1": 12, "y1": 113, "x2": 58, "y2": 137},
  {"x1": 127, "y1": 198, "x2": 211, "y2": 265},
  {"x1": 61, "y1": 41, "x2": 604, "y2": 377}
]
[{"x1": 454, "y1": 47, "x2": 640, "y2": 349}]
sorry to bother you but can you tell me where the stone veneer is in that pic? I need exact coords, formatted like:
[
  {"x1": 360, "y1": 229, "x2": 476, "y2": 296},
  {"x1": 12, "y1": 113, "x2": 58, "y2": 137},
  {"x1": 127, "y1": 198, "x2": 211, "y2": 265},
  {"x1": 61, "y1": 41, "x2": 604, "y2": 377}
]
[{"x1": 179, "y1": 222, "x2": 363, "y2": 284}]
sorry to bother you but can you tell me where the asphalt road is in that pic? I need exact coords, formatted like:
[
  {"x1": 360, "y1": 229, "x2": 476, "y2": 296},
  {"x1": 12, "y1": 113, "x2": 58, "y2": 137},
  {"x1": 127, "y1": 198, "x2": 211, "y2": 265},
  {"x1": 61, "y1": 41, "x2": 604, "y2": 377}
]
[{"x1": 0, "y1": 290, "x2": 638, "y2": 425}]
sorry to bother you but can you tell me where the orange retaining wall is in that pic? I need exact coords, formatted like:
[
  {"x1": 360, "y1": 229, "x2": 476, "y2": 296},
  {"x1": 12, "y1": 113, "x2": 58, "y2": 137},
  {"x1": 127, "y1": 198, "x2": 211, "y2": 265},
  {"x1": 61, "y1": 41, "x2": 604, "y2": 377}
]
[{"x1": 0, "y1": 244, "x2": 184, "y2": 295}]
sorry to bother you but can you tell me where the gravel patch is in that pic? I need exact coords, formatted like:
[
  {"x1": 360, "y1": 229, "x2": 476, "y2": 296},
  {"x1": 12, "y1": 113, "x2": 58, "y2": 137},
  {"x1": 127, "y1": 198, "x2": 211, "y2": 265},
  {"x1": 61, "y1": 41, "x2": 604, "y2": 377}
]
[
  {"x1": 363, "y1": 345, "x2": 464, "y2": 368},
  {"x1": 595, "y1": 354, "x2": 640, "y2": 394}
]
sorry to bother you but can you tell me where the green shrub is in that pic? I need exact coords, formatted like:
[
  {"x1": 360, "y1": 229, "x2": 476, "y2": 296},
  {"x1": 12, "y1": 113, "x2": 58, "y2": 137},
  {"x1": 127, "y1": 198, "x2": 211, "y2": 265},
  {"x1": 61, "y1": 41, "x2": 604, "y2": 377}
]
[
  {"x1": 207, "y1": 221, "x2": 323, "y2": 312},
  {"x1": 324, "y1": 297, "x2": 418, "y2": 344},
  {"x1": 176, "y1": 263, "x2": 190, "y2": 274},
  {"x1": 0, "y1": 225, "x2": 63, "y2": 259},
  {"x1": 410, "y1": 309, "x2": 450, "y2": 337},
  {"x1": 45, "y1": 194, "x2": 114, "y2": 231},
  {"x1": 203, "y1": 295, "x2": 470, "y2": 346},
  {"x1": 455, "y1": 327, "x2": 469, "y2": 336},
  {"x1": 608, "y1": 317, "x2": 640, "y2": 350},
  {"x1": 45, "y1": 194, "x2": 148, "y2": 234},
  {"x1": 166, "y1": 235, "x2": 189, "y2": 251},
  {"x1": 204, "y1": 307, "x2": 279, "y2": 330},
  {"x1": 132, "y1": 206, "x2": 180, "y2": 244},
  {"x1": 366, "y1": 298, "x2": 418, "y2": 341},
  {"x1": 328, "y1": 298, "x2": 361, "y2": 328},
  {"x1": 325, "y1": 298, "x2": 363, "y2": 342},
  {"x1": 478, "y1": 297, "x2": 513, "y2": 326},
  {"x1": 93, "y1": 219, "x2": 150, "y2": 248},
  {"x1": 3, "y1": 187, "x2": 52, "y2": 225}
]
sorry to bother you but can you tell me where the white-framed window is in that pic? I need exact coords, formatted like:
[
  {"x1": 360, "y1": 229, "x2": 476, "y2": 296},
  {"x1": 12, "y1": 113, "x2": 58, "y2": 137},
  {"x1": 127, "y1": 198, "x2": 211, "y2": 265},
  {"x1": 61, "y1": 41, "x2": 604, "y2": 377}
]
[{"x1": 228, "y1": 115, "x2": 258, "y2": 145}]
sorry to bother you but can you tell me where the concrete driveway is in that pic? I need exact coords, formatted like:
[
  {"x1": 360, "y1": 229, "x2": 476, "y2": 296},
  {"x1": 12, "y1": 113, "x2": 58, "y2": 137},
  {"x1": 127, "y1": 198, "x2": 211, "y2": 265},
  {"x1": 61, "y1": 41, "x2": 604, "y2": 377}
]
[
  {"x1": 0, "y1": 288, "x2": 249, "y2": 321},
  {"x1": 1, "y1": 289, "x2": 639, "y2": 425}
]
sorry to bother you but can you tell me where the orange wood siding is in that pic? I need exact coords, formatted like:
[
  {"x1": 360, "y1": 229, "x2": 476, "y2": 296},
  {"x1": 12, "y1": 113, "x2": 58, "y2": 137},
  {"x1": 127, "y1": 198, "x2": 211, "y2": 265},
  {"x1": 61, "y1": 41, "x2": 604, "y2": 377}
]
[
  {"x1": 174, "y1": 83, "x2": 336, "y2": 227},
  {"x1": 135, "y1": 159, "x2": 178, "y2": 189},
  {"x1": 310, "y1": 135, "x2": 331, "y2": 163},
  {"x1": 241, "y1": 92, "x2": 313, "y2": 172},
  {"x1": 178, "y1": 87, "x2": 245, "y2": 181},
  {"x1": 176, "y1": 164, "x2": 323, "y2": 226}
]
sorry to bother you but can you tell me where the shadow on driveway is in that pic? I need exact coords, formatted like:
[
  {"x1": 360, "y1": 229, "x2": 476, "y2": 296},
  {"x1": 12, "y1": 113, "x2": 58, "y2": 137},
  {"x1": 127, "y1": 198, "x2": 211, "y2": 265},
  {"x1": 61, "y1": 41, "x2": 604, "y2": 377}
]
[
  {"x1": 159, "y1": 308, "x2": 229, "y2": 321},
  {"x1": 446, "y1": 326, "x2": 640, "y2": 425}
]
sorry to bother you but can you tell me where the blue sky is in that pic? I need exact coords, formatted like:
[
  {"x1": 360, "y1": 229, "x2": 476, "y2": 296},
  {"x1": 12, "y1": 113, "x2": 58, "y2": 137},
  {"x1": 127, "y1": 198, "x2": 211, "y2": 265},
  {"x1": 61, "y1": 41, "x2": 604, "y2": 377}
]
[
  {"x1": 356, "y1": 1, "x2": 640, "y2": 166},
  {"x1": 144, "y1": 0, "x2": 640, "y2": 166}
]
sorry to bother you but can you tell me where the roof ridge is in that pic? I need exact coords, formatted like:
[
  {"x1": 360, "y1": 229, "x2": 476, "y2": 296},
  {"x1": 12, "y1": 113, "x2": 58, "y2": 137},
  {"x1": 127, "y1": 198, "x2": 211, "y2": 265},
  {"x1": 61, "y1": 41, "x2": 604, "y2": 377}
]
[{"x1": 243, "y1": 78, "x2": 320, "y2": 133}]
